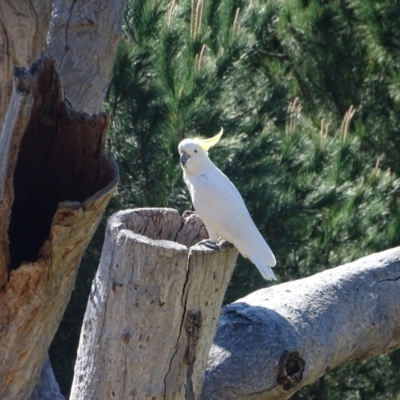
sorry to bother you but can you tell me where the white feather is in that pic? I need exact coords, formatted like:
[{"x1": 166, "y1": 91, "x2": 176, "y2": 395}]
[{"x1": 179, "y1": 139, "x2": 277, "y2": 280}]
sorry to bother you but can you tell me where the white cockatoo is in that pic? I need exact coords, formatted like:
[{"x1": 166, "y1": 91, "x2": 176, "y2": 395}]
[{"x1": 178, "y1": 129, "x2": 277, "y2": 280}]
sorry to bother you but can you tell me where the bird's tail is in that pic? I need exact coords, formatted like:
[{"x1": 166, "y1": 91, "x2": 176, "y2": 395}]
[
  {"x1": 255, "y1": 261, "x2": 277, "y2": 281},
  {"x1": 251, "y1": 244, "x2": 277, "y2": 280},
  {"x1": 236, "y1": 232, "x2": 277, "y2": 280}
]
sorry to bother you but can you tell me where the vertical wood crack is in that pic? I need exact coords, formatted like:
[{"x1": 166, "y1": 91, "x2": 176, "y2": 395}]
[
  {"x1": 163, "y1": 251, "x2": 193, "y2": 399},
  {"x1": 58, "y1": 0, "x2": 77, "y2": 70}
]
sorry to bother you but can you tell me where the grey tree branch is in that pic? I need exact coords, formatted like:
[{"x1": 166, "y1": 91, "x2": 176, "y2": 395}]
[{"x1": 201, "y1": 247, "x2": 400, "y2": 399}]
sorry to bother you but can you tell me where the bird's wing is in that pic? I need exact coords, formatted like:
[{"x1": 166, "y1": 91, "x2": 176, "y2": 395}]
[
  {"x1": 190, "y1": 167, "x2": 251, "y2": 229},
  {"x1": 190, "y1": 167, "x2": 276, "y2": 280}
]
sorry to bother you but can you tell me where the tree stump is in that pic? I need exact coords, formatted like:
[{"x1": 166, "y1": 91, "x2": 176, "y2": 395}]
[{"x1": 70, "y1": 208, "x2": 238, "y2": 400}]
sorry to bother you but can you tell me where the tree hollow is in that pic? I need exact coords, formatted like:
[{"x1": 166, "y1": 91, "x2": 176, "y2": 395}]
[
  {"x1": 7, "y1": 58, "x2": 114, "y2": 270},
  {"x1": 0, "y1": 56, "x2": 118, "y2": 400}
]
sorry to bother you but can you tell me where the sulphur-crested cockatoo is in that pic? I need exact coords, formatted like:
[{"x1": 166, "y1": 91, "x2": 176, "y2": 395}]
[{"x1": 178, "y1": 129, "x2": 277, "y2": 280}]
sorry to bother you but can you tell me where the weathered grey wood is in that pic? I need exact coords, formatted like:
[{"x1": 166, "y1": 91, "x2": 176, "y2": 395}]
[
  {"x1": 0, "y1": 0, "x2": 53, "y2": 133},
  {"x1": 0, "y1": 0, "x2": 126, "y2": 120},
  {"x1": 29, "y1": 356, "x2": 65, "y2": 400},
  {"x1": 47, "y1": 0, "x2": 128, "y2": 114},
  {"x1": 201, "y1": 247, "x2": 400, "y2": 400},
  {"x1": 0, "y1": 57, "x2": 118, "y2": 400},
  {"x1": 70, "y1": 208, "x2": 239, "y2": 400}
]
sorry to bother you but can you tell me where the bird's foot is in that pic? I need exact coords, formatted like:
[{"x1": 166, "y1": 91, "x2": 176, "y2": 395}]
[
  {"x1": 198, "y1": 239, "x2": 232, "y2": 250},
  {"x1": 198, "y1": 239, "x2": 220, "y2": 250},
  {"x1": 217, "y1": 239, "x2": 232, "y2": 249}
]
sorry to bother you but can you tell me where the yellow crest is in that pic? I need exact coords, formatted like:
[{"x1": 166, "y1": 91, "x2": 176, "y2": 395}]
[{"x1": 194, "y1": 128, "x2": 223, "y2": 152}]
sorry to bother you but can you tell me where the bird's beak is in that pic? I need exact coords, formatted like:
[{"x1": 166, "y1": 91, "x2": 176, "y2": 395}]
[{"x1": 180, "y1": 151, "x2": 190, "y2": 166}]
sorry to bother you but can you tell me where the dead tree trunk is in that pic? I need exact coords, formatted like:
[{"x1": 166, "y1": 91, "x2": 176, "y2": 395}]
[
  {"x1": 201, "y1": 247, "x2": 400, "y2": 400},
  {"x1": 0, "y1": 1, "x2": 126, "y2": 399},
  {"x1": 47, "y1": 0, "x2": 127, "y2": 114},
  {"x1": 70, "y1": 208, "x2": 239, "y2": 400},
  {"x1": 0, "y1": 56, "x2": 118, "y2": 400}
]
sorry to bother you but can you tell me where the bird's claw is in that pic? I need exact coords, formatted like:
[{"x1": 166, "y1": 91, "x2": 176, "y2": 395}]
[
  {"x1": 218, "y1": 239, "x2": 231, "y2": 249},
  {"x1": 198, "y1": 239, "x2": 231, "y2": 250},
  {"x1": 198, "y1": 239, "x2": 220, "y2": 250}
]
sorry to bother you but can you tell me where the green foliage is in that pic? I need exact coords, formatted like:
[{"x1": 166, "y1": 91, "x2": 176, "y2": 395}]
[
  {"x1": 50, "y1": 0, "x2": 400, "y2": 397},
  {"x1": 293, "y1": 352, "x2": 400, "y2": 400}
]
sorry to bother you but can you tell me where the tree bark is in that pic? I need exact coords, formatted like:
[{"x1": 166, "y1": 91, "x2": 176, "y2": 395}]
[
  {"x1": 0, "y1": 0, "x2": 53, "y2": 132},
  {"x1": 201, "y1": 247, "x2": 400, "y2": 400},
  {"x1": 47, "y1": 0, "x2": 127, "y2": 114},
  {"x1": 70, "y1": 208, "x2": 239, "y2": 400},
  {"x1": 0, "y1": 56, "x2": 118, "y2": 400}
]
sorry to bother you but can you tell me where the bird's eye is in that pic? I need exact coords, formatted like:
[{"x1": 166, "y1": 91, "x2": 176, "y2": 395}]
[{"x1": 194, "y1": 150, "x2": 197, "y2": 153}]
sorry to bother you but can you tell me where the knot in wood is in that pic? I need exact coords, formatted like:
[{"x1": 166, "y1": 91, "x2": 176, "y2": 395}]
[
  {"x1": 184, "y1": 310, "x2": 202, "y2": 365},
  {"x1": 277, "y1": 351, "x2": 305, "y2": 391}
]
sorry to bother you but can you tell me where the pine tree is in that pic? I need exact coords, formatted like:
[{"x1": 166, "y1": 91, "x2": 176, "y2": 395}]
[{"x1": 50, "y1": 0, "x2": 400, "y2": 397}]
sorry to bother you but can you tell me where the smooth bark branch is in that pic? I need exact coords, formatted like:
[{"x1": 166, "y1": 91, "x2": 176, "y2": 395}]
[
  {"x1": 201, "y1": 247, "x2": 400, "y2": 400},
  {"x1": 48, "y1": 0, "x2": 128, "y2": 114},
  {"x1": 70, "y1": 208, "x2": 239, "y2": 400},
  {"x1": 0, "y1": 57, "x2": 118, "y2": 400}
]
